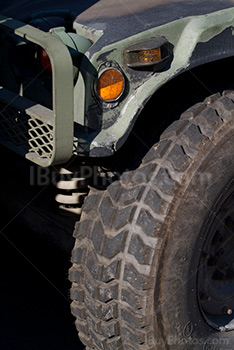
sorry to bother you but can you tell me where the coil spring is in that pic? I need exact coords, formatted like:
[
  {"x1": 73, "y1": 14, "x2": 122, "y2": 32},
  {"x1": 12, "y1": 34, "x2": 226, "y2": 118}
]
[{"x1": 55, "y1": 167, "x2": 90, "y2": 216}]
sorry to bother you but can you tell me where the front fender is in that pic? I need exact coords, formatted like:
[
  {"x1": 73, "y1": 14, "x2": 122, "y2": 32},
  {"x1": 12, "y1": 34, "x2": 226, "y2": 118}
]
[{"x1": 79, "y1": 7, "x2": 234, "y2": 156}]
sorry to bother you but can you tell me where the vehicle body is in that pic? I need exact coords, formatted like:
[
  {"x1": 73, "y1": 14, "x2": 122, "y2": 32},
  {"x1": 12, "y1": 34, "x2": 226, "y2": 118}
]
[{"x1": 1, "y1": 1, "x2": 234, "y2": 349}]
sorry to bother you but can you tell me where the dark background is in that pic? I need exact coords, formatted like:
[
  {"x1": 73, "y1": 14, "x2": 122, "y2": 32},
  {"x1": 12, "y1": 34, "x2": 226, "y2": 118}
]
[
  {"x1": 0, "y1": 1, "x2": 94, "y2": 346},
  {"x1": 0, "y1": 0, "x2": 99, "y2": 20},
  {"x1": 0, "y1": 217, "x2": 84, "y2": 350}
]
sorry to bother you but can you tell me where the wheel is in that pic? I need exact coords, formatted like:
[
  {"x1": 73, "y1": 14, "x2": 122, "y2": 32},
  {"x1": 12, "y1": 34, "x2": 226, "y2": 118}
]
[{"x1": 69, "y1": 91, "x2": 234, "y2": 349}]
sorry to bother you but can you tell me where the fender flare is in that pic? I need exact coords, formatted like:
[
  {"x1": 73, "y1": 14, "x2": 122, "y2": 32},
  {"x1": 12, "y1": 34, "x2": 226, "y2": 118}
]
[{"x1": 84, "y1": 7, "x2": 234, "y2": 156}]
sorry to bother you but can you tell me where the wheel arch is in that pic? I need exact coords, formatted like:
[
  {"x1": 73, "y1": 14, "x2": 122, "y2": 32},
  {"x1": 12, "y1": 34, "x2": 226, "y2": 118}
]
[
  {"x1": 87, "y1": 8, "x2": 234, "y2": 156},
  {"x1": 106, "y1": 55, "x2": 234, "y2": 172}
]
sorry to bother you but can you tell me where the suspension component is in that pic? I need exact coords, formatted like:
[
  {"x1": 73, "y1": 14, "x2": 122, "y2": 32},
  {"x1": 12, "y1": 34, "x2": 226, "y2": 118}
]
[{"x1": 55, "y1": 167, "x2": 90, "y2": 216}]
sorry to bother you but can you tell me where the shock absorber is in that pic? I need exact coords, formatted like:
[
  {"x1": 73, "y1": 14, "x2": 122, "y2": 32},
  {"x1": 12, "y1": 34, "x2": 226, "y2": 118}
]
[
  {"x1": 55, "y1": 164, "x2": 117, "y2": 216},
  {"x1": 55, "y1": 166, "x2": 90, "y2": 216}
]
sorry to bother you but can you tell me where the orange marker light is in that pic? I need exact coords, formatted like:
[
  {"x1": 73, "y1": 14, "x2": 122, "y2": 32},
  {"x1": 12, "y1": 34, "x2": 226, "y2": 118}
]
[
  {"x1": 124, "y1": 37, "x2": 170, "y2": 69},
  {"x1": 97, "y1": 69, "x2": 124, "y2": 101},
  {"x1": 40, "y1": 48, "x2": 52, "y2": 72},
  {"x1": 138, "y1": 48, "x2": 161, "y2": 64}
]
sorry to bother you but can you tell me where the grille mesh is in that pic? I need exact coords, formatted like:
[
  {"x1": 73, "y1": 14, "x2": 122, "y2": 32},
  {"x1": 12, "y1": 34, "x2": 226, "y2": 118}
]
[
  {"x1": 28, "y1": 118, "x2": 53, "y2": 158},
  {"x1": 0, "y1": 101, "x2": 53, "y2": 159}
]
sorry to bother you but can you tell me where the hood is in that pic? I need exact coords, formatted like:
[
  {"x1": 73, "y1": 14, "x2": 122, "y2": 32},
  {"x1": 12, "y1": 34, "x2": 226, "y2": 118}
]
[
  {"x1": 1, "y1": 0, "x2": 234, "y2": 52},
  {"x1": 1, "y1": 0, "x2": 234, "y2": 29},
  {"x1": 75, "y1": 0, "x2": 234, "y2": 46}
]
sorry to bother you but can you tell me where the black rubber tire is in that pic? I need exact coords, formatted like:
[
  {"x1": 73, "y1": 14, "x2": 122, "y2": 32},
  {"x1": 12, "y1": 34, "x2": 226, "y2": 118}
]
[{"x1": 69, "y1": 91, "x2": 234, "y2": 349}]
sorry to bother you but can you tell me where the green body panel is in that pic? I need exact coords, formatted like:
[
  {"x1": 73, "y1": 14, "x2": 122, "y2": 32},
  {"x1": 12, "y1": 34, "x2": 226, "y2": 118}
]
[
  {"x1": 75, "y1": 7, "x2": 234, "y2": 155},
  {"x1": 0, "y1": 7, "x2": 234, "y2": 163}
]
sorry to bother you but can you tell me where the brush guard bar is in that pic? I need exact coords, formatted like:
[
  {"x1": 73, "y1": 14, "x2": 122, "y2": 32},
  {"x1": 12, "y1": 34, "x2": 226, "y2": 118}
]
[{"x1": 0, "y1": 15, "x2": 74, "y2": 167}]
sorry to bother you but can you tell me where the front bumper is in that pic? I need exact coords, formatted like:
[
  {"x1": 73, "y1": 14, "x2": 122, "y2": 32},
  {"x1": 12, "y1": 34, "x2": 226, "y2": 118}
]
[{"x1": 0, "y1": 16, "x2": 74, "y2": 166}]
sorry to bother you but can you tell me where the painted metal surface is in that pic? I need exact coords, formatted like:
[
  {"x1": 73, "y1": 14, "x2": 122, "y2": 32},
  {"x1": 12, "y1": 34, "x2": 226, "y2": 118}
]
[
  {"x1": 76, "y1": 0, "x2": 234, "y2": 55},
  {"x1": 1, "y1": 2, "x2": 234, "y2": 160},
  {"x1": 75, "y1": 5, "x2": 234, "y2": 156}
]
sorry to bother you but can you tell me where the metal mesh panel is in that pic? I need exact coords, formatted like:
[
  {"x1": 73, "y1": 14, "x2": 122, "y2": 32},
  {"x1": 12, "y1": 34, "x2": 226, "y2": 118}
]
[
  {"x1": 28, "y1": 118, "x2": 53, "y2": 159},
  {"x1": 0, "y1": 101, "x2": 54, "y2": 159}
]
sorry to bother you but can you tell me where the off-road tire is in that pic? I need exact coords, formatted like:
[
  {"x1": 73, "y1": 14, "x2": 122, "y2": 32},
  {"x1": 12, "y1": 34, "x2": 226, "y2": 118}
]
[{"x1": 69, "y1": 91, "x2": 234, "y2": 349}]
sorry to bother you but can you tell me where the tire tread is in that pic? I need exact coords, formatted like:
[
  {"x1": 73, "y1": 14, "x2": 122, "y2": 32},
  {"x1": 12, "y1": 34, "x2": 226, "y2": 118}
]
[{"x1": 70, "y1": 92, "x2": 234, "y2": 349}]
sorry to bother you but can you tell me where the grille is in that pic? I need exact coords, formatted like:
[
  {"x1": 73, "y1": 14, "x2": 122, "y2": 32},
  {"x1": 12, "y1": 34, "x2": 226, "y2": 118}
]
[
  {"x1": 0, "y1": 102, "x2": 29, "y2": 150},
  {"x1": 28, "y1": 118, "x2": 53, "y2": 158},
  {"x1": 0, "y1": 101, "x2": 53, "y2": 159}
]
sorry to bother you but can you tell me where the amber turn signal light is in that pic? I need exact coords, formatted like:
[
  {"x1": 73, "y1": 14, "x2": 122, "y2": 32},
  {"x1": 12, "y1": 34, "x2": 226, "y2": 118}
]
[
  {"x1": 97, "y1": 69, "x2": 125, "y2": 101},
  {"x1": 138, "y1": 48, "x2": 161, "y2": 64},
  {"x1": 124, "y1": 37, "x2": 171, "y2": 69}
]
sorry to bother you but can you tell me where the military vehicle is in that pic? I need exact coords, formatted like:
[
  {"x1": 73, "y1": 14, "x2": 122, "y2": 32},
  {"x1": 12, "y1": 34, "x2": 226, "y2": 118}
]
[{"x1": 1, "y1": 0, "x2": 234, "y2": 349}]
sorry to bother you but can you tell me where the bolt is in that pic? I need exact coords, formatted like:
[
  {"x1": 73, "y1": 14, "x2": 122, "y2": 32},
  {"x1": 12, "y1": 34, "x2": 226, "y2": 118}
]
[
  {"x1": 223, "y1": 307, "x2": 232, "y2": 315},
  {"x1": 219, "y1": 326, "x2": 227, "y2": 332}
]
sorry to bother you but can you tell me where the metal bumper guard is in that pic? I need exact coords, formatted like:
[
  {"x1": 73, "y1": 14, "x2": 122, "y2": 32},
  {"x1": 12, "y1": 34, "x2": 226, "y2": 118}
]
[{"x1": 0, "y1": 15, "x2": 74, "y2": 167}]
